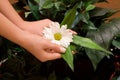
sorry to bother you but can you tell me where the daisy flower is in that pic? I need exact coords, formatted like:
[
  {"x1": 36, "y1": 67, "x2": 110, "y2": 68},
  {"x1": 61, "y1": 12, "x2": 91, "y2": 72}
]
[{"x1": 43, "y1": 22, "x2": 73, "y2": 48}]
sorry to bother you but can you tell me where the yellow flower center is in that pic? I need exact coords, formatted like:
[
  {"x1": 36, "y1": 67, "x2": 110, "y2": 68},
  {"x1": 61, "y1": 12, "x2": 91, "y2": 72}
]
[{"x1": 54, "y1": 33, "x2": 62, "y2": 40}]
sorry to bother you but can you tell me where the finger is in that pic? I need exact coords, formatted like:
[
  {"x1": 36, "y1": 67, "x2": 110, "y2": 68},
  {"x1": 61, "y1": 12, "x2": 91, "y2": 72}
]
[
  {"x1": 32, "y1": 50, "x2": 47, "y2": 62},
  {"x1": 45, "y1": 48, "x2": 55, "y2": 53},
  {"x1": 68, "y1": 29, "x2": 77, "y2": 35},
  {"x1": 41, "y1": 19, "x2": 52, "y2": 27},
  {"x1": 45, "y1": 52, "x2": 62, "y2": 61},
  {"x1": 46, "y1": 42, "x2": 66, "y2": 53}
]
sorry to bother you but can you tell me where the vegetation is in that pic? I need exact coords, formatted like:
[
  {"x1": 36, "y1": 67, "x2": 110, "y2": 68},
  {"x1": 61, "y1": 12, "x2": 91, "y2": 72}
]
[{"x1": 0, "y1": 0, "x2": 120, "y2": 80}]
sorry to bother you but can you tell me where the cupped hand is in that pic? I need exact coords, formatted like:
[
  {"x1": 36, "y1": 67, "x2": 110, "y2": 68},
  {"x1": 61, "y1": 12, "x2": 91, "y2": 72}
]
[
  {"x1": 22, "y1": 32, "x2": 66, "y2": 62},
  {"x1": 19, "y1": 19, "x2": 77, "y2": 36},
  {"x1": 19, "y1": 19, "x2": 52, "y2": 36}
]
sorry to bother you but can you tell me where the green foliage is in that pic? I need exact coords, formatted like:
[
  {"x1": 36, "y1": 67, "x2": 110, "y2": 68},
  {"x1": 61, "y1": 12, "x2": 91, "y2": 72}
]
[
  {"x1": 85, "y1": 4, "x2": 95, "y2": 11},
  {"x1": 112, "y1": 38, "x2": 120, "y2": 49},
  {"x1": 73, "y1": 35, "x2": 111, "y2": 54},
  {"x1": 73, "y1": 35, "x2": 112, "y2": 69},
  {"x1": 1, "y1": 0, "x2": 120, "y2": 80},
  {"x1": 61, "y1": 3, "x2": 78, "y2": 28},
  {"x1": 62, "y1": 46, "x2": 74, "y2": 71},
  {"x1": 86, "y1": 18, "x2": 120, "y2": 69},
  {"x1": 28, "y1": 0, "x2": 41, "y2": 20}
]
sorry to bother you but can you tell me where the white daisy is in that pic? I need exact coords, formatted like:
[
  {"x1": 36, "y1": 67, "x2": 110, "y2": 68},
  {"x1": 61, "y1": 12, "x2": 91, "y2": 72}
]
[{"x1": 43, "y1": 22, "x2": 73, "y2": 48}]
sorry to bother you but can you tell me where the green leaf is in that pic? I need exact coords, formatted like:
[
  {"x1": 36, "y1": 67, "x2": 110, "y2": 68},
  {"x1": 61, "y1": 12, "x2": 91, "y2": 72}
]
[
  {"x1": 84, "y1": 21, "x2": 97, "y2": 30},
  {"x1": 61, "y1": 4, "x2": 78, "y2": 28},
  {"x1": 86, "y1": 4, "x2": 95, "y2": 11},
  {"x1": 112, "y1": 39, "x2": 120, "y2": 49},
  {"x1": 90, "y1": 7, "x2": 117, "y2": 18},
  {"x1": 73, "y1": 35, "x2": 112, "y2": 55},
  {"x1": 28, "y1": 0, "x2": 40, "y2": 20},
  {"x1": 62, "y1": 46, "x2": 74, "y2": 71},
  {"x1": 86, "y1": 49, "x2": 106, "y2": 70},
  {"x1": 34, "y1": 0, "x2": 40, "y2": 3},
  {"x1": 78, "y1": 12, "x2": 89, "y2": 24},
  {"x1": 71, "y1": 12, "x2": 90, "y2": 28},
  {"x1": 42, "y1": 0, "x2": 54, "y2": 9},
  {"x1": 61, "y1": 12, "x2": 77, "y2": 71},
  {"x1": 54, "y1": 1, "x2": 61, "y2": 10},
  {"x1": 73, "y1": 35, "x2": 112, "y2": 70},
  {"x1": 86, "y1": 18, "x2": 120, "y2": 70}
]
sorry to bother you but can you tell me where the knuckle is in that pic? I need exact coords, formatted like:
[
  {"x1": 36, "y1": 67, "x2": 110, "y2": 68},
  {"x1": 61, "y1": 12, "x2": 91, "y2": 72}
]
[
  {"x1": 45, "y1": 19, "x2": 51, "y2": 22},
  {"x1": 41, "y1": 59, "x2": 47, "y2": 62}
]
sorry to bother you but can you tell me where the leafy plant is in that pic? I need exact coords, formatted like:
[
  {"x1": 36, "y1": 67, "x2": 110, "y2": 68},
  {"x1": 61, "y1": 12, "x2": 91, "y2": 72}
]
[{"x1": 0, "y1": 0, "x2": 120, "y2": 80}]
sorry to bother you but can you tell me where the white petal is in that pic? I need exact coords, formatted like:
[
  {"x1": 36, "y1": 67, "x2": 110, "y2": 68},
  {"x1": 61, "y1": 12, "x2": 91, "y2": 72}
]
[
  {"x1": 60, "y1": 40, "x2": 70, "y2": 48},
  {"x1": 43, "y1": 27, "x2": 54, "y2": 40},
  {"x1": 52, "y1": 40, "x2": 61, "y2": 45},
  {"x1": 43, "y1": 22, "x2": 73, "y2": 48},
  {"x1": 61, "y1": 25, "x2": 67, "y2": 31},
  {"x1": 51, "y1": 22, "x2": 61, "y2": 33}
]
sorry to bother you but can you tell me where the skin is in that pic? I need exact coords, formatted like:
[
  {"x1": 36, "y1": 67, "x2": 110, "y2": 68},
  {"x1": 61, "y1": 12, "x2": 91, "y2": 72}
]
[
  {"x1": 0, "y1": 0, "x2": 66, "y2": 62},
  {"x1": 0, "y1": 0, "x2": 52, "y2": 36},
  {"x1": 0, "y1": 0, "x2": 77, "y2": 36}
]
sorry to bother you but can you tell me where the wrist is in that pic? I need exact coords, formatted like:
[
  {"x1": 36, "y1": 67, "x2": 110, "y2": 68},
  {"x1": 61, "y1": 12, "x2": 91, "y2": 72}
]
[
  {"x1": 15, "y1": 20, "x2": 27, "y2": 29},
  {"x1": 17, "y1": 31, "x2": 32, "y2": 48},
  {"x1": 18, "y1": 30, "x2": 41, "y2": 51}
]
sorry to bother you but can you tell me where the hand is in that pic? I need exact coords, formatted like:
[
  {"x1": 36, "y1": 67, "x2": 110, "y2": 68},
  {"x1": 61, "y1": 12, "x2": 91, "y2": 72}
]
[
  {"x1": 0, "y1": 12, "x2": 65, "y2": 62},
  {"x1": 18, "y1": 19, "x2": 77, "y2": 36},
  {"x1": 19, "y1": 19, "x2": 52, "y2": 36},
  {"x1": 22, "y1": 32, "x2": 66, "y2": 62}
]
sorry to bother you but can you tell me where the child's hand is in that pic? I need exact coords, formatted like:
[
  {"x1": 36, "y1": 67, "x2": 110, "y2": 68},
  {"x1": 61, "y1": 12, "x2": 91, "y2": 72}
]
[
  {"x1": 18, "y1": 19, "x2": 52, "y2": 36},
  {"x1": 22, "y1": 32, "x2": 66, "y2": 62}
]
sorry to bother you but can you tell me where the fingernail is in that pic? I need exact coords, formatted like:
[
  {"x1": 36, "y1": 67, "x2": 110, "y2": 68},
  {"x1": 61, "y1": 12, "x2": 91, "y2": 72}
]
[
  {"x1": 72, "y1": 31, "x2": 77, "y2": 35},
  {"x1": 74, "y1": 32, "x2": 77, "y2": 34},
  {"x1": 60, "y1": 47, "x2": 66, "y2": 53}
]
